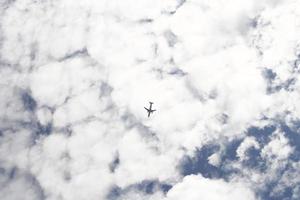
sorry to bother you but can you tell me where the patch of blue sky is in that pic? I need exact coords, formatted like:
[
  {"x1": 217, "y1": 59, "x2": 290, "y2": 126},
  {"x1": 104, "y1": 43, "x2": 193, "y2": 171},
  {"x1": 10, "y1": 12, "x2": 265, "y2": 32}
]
[{"x1": 106, "y1": 180, "x2": 172, "y2": 200}]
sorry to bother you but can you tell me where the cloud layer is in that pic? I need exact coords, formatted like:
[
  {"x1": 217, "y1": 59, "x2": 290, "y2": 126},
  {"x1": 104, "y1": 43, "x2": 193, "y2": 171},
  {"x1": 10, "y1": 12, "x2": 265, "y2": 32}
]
[{"x1": 1, "y1": 0, "x2": 300, "y2": 199}]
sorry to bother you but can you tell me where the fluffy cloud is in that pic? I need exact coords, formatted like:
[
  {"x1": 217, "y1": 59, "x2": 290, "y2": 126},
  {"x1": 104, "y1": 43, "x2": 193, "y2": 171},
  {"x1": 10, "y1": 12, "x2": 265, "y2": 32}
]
[
  {"x1": 1, "y1": 0, "x2": 300, "y2": 199},
  {"x1": 261, "y1": 130, "x2": 293, "y2": 161},
  {"x1": 165, "y1": 175, "x2": 256, "y2": 200},
  {"x1": 236, "y1": 136, "x2": 260, "y2": 161}
]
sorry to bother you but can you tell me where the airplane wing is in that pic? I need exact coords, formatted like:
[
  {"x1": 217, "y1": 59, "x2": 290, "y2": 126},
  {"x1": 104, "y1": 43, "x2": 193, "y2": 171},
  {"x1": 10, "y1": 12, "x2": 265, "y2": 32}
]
[
  {"x1": 151, "y1": 110, "x2": 156, "y2": 112},
  {"x1": 144, "y1": 107, "x2": 150, "y2": 112}
]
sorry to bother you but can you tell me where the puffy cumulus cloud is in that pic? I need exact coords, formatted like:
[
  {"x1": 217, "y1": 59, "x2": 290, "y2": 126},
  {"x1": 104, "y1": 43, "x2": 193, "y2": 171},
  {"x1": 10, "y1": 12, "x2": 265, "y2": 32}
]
[
  {"x1": 28, "y1": 124, "x2": 116, "y2": 200},
  {"x1": 118, "y1": 191, "x2": 165, "y2": 200},
  {"x1": 114, "y1": 128, "x2": 182, "y2": 187},
  {"x1": 181, "y1": 45, "x2": 270, "y2": 137},
  {"x1": 87, "y1": 16, "x2": 156, "y2": 68},
  {"x1": 30, "y1": 57, "x2": 104, "y2": 108},
  {"x1": 261, "y1": 130, "x2": 293, "y2": 161},
  {"x1": 165, "y1": 175, "x2": 256, "y2": 200},
  {"x1": 236, "y1": 136, "x2": 260, "y2": 161},
  {"x1": 168, "y1": 0, "x2": 258, "y2": 59},
  {"x1": 1, "y1": 0, "x2": 300, "y2": 200},
  {"x1": 0, "y1": 129, "x2": 33, "y2": 170},
  {"x1": 0, "y1": 2, "x2": 85, "y2": 68},
  {"x1": 208, "y1": 152, "x2": 222, "y2": 167},
  {"x1": 0, "y1": 169, "x2": 44, "y2": 200}
]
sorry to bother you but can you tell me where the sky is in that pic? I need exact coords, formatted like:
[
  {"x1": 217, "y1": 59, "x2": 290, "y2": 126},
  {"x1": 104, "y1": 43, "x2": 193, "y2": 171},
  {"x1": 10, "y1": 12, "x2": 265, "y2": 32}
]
[{"x1": 0, "y1": 0, "x2": 300, "y2": 199}]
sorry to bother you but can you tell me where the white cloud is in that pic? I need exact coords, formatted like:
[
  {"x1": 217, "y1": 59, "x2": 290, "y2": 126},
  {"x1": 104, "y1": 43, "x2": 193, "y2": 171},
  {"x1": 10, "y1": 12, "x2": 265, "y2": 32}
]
[
  {"x1": 236, "y1": 136, "x2": 260, "y2": 161},
  {"x1": 208, "y1": 152, "x2": 222, "y2": 167},
  {"x1": 261, "y1": 130, "x2": 293, "y2": 161},
  {"x1": 1, "y1": 0, "x2": 300, "y2": 199},
  {"x1": 30, "y1": 57, "x2": 104, "y2": 107},
  {"x1": 36, "y1": 107, "x2": 52, "y2": 126},
  {"x1": 165, "y1": 175, "x2": 256, "y2": 200},
  {"x1": 114, "y1": 128, "x2": 181, "y2": 187},
  {"x1": 119, "y1": 191, "x2": 165, "y2": 200},
  {"x1": 0, "y1": 172, "x2": 43, "y2": 200}
]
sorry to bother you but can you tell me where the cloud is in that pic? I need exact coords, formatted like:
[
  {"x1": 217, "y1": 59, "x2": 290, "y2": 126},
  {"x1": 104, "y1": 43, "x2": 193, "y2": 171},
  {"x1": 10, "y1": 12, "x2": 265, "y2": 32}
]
[
  {"x1": 0, "y1": 168, "x2": 44, "y2": 200},
  {"x1": 236, "y1": 136, "x2": 260, "y2": 161},
  {"x1": 0, "y1": 0, "x2": 300, "y2": 199},
  {"x1": 261, "y1": 130, "x2": 293, "y2": 161},
  {"x1": 165, "y1": 175, "x2": 256, "y2": 200}
]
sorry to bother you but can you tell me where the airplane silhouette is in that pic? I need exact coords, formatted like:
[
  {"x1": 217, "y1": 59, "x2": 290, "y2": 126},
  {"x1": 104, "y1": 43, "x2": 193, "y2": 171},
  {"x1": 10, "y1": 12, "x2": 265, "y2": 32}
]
[{"x1": 144, "y1": 102, "x2": 156, "y2": 117}]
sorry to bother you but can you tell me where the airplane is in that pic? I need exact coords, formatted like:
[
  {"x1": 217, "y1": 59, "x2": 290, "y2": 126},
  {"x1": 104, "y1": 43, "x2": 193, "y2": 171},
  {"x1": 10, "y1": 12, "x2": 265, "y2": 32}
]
[{"x1": 144, "y1": 102, "x2": 156, "y2": 117}]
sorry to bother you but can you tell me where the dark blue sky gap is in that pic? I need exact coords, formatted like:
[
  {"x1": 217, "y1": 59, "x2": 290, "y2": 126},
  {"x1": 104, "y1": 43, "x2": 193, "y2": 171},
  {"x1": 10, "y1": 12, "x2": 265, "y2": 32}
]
[
  {"x1": 242, "y1": 147, "x2": 267, "y2": 172},
  {"x1": 21, "y1": 91, "x2": 37, "y2": 112},
  {"x1": 280, "y1": 123, "x2": 300, "y2": 161},
  {"x1": 246, "y1": 125, "x2": 276, "y2": 145},
  {"x1": 106, "y1": 180, "x2": 172, "y2": 200},
  {"x1": 180, "y1": 144, "x2": 221, "y2": 178},
  {"x1": 35, "y1": 122, "x2": 52, "y2": 136},
  {"x1": 179, "y1": 142, "x2": 242, "y2": 179}
]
